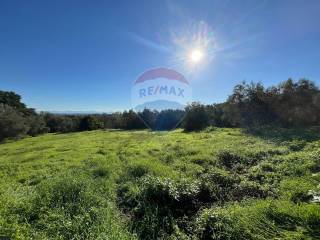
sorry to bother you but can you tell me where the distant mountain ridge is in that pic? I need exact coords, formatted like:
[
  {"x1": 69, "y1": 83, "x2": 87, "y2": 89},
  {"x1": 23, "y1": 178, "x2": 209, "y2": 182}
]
[
  {"x1": 134, "y1": 100, "x2": 185, "y2": 112},
  {"x1": 46, "y1": 110, "x2": 110, "y2": 115}
]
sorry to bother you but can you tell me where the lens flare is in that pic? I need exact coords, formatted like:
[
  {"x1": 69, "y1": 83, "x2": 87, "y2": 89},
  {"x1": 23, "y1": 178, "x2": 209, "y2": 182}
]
[
  {"x1": 190, "y1": 49, "x2": 204, "y2": 63},
  {"x1": 169, "y1": 21, "x2": 216, "y2": 72}
]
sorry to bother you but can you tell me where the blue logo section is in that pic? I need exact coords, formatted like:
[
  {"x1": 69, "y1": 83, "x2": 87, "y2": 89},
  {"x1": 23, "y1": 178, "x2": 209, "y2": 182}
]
[
  {"x1": 132, "y1": 68, "x2": 192, "y2": 112},
  {"x1": 139, "y1": 85, "x2": 185, "y2": 98},
  {"x1": 131, "y1": 68, "x2": 192, "y2": 129}
]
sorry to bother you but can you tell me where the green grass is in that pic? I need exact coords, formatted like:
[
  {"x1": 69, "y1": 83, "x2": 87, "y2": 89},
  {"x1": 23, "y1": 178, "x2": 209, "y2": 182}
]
[{"x1": 0, "y1": 128, "x2": 319, "y2": 239}]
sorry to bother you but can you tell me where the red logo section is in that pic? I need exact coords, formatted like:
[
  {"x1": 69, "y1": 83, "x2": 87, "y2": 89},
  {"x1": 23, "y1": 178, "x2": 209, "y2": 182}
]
[{"x1": 135, "y1": 68, "x2": 189, "y2": 85}]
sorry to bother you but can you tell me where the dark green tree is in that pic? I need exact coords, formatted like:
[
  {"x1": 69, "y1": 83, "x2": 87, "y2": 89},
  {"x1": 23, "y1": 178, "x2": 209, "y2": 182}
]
[
  {"x1": 0, "y1": 104, "x2": 28, "y2": 141},
  {"x1": 183, "y1": 102, "x2": 209, "y2": 131}
]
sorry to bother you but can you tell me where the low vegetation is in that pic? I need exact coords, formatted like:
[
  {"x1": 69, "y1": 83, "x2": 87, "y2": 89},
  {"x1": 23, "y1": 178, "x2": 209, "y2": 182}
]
[
  {"x1": 0, "y1": 128, "x2": 319, "y2": 239},
  {"x1": 1, "y1": 78, "x2": 320, "y2": 142}
]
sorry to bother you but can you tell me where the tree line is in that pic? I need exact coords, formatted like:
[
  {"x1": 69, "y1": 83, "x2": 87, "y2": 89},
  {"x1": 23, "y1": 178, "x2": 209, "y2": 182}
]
[
  {"x1": 184, "y1": 78, "x2": 320, "y2": 131},
  {"x1": 1, "y1": 78, "x2": 320, "y2": 141}
]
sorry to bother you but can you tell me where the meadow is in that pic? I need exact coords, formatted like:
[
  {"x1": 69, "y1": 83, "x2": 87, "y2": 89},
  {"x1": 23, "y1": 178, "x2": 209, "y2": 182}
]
[{"x1": 0, "y1": 127, "x2": 319, "y2": 239}]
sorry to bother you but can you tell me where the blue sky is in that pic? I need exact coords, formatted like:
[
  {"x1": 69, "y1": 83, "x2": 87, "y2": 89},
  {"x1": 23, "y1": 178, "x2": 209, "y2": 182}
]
[{"x1": 0, "y1": 0, "x2": 320, "y2": 112}]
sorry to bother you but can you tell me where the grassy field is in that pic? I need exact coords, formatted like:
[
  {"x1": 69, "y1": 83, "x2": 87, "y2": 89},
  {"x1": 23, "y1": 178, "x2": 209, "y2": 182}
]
[{"x1": 0, "y1": 128, "x2": 319, "y2": 239}]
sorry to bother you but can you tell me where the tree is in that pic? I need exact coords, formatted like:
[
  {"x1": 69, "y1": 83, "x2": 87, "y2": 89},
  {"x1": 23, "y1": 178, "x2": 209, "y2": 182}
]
[
  {"x1": 183, "y1": 102, "x2": 209, "y2": 131},
  {"x1": 139, "y1": 109, "x2": 157, "y2": 129},
  {"x1": 27, "y1": 114, "x2": 49, "y2": 136},
  {"x1": 0, "y1": 91, "x2": 36, "y2": 116},
  {"x1": 154, "y1": 109, "x2": 184, "y2": 130},
  {"x1": 44, "y1": 114, "x2": 78, "y2": 133},
  {"x1": 0, "y1": 104, "x2": 28, "y2": 141},
  {"x1": 79, "y1": 115, "x2": 104, "y2": 131},
  {"x1": 122, "y1": 110, "x2": 145, "y2": 130}
]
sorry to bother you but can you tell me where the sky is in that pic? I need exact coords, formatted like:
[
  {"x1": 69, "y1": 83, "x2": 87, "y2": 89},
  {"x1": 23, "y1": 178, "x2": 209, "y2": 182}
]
[{"x1": 0, "y1": 0, "x2": 320, "y2": 112}]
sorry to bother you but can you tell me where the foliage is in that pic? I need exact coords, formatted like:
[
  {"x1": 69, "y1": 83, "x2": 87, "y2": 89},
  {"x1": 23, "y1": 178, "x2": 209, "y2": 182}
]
[
  {"x1": 1, "y1": 78, "x2": 320, "y2": 142},
  {"x1": 1, "y1": 78, "x2": 320, "y2": 239},
  {"x1": 0, "y1": 104, "x2": 28, "y2": 141},
  {"x1": 0, "y1": 128, "x2": 319, "y2": 239},
  {"x1": 183, "y1": 79, "x2": 320, "y2": 131},
  {"x1": 184, "y1": 102, "x2": 209, "y2": 131},
  {"x1": 0, "y1": 91, "x2": 47, "y2": 141}
]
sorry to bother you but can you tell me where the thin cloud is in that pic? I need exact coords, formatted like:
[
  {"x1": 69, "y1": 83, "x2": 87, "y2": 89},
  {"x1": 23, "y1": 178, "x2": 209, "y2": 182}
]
[{"x1": 125, "y1": 31, "x2": 171, "y2": 53}]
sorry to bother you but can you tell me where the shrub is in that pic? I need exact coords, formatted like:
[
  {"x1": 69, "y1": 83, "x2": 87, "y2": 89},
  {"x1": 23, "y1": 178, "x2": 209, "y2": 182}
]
[
  {"x1": 79, "y1": 115, "x2": 105, "y2": 131},
  {"x1": 195, "y1": 200, "x2": 320, "y2": 240},
  {"x1": 16, "y1": 176, "x2": 104, "y2": 239},
  {"x1": 287, "y1": 140, "x2": 307, "y2": 151},
  {"x1": 184, "y1": 102, "x2": 210, "y2": 131},
  {"x1": 44, "y1": 113, "x2": 78, "y2": 133},
  {"x1": 118, "y1": 176, "x2": 202, "y2": 239},
  {"x1": 194, "y1": 207, "x2": 250, "y2": 240},
  {"x1": 279, "y1": 178, "x2": 316, "y2": 203},
  {"x1": 92, "y1": 166, "x2": 110, "y2": 178},
  {"x1": 126, "y1": 164, "x2": 150, "y2": 179},
  {"x1": 0, "y1": 104, "x2": 28, "y2": 141},
  {"x1": 232, "y1": 180, "x2": 269, "y2": 200},
  {"x1": 217, "y1": 150, "x2": 268, "y2": 171},
  {"x1": 7, "y1": 175, "x2": 135, "y2": 240},
  {"x1": 198, "y1": 169, "x2": 238, "y2": 203},
  {"x1": 310, "y1": 151, "x2": 320, "y2": 172},
  {"x1": 290, "y1": 191, "x2": 313, "y2": 203},
  {"x1": 217, "y1": 151, "x2": 242, "y2": 169},
  {"x1": 118, "y1": 170, "x2": 263, "y2": 239},
  {"x1": 26, "y1": 114, "x2": 49, "y2": 136}
]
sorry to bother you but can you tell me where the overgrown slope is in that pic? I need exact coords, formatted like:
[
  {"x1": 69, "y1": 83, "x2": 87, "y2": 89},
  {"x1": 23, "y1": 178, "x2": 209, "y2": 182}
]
[{"x1": 0, "y1": 128, "x2": 319, "y2": 239}]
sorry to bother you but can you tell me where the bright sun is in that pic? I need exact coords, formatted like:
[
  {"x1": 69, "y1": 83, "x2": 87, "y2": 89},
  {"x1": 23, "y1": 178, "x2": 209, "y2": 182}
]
[{"x1": 190, "y1": 49, "x2": 204, "y2": 63}]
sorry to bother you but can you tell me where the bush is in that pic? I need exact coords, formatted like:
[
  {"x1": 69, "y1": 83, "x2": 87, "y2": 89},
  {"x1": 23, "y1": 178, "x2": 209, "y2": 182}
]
[
  {"x1": 232, "y1": 180, "x2": 269, "y2": 200},
  {"x1": 92, "y1": 166, "x2": 110, "y2": 178},
  {"x1": 26, "y1": 114, "x2": 49, "y2": 136},
  {"x1": 79, "y1": 115, "x2": 105, "y2": 131},
  {"x1": 118, "y1": 170, "x2": 266, "y2": 239},
  {"x1": 287, "y1": 140, "x2": 307, "y2": 151},
  {"x1": 126, "y1": 164, "x2": 150, "y2": 179},
  {"x1": 184, "y1": 102, "x2": 209, "y2": 131},
  {"x1": 16, "y1": 176, "x2": 104, "y2": 239},
  {"x1": 45, "y1": 114, "x2": 79, "y2": 133},
  {"x1": 7, "y1": 175, "x2": 135, "y2": 239},
  {"x1": 118, "y1": 176, "x2": 202, "y2": 239},
  {"x1": 217, "y1": 151, "x2": 243, "y2": 169},
  {"x1": 0, "y1": 104, "x2": 28, "y2": 141},
  {"x1": 310, "y1": 150, "x2": 320, "y2": 172},
  {"x1": 195, "y1": 200, "x2": 320, "y2": 240},
  {"x1": 198, "y1": 169, "x2": 238, "y2": 203},
  {"x1": 194, "y1": 208, "x2": 250, "y2": 240},
  {"x1": 279, "y1": 178, "x2": 316, "y2": 203}
]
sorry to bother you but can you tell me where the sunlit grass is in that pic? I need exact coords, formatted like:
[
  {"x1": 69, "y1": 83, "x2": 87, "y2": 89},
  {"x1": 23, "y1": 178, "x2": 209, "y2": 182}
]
[{"x1": 0, "y1": 128, "x2": 319, "y2": 239}]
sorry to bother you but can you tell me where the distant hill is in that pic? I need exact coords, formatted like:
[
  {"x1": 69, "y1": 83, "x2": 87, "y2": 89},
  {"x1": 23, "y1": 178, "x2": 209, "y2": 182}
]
[
  {"x1": 47, "y1": 110, "x2": 109, "y2": 115},
  {"x1": 134, "y1": 100, "x2": 185, "y2": 112}
]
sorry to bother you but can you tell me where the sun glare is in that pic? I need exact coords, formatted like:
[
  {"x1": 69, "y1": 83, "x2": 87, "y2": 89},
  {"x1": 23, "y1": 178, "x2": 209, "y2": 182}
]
[{"x1": 190, "y1": 49, "x2": 204, "y2": 63}]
